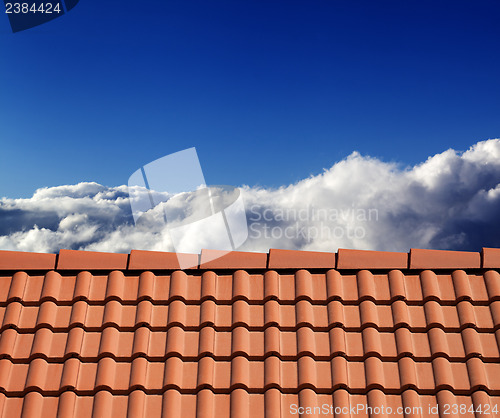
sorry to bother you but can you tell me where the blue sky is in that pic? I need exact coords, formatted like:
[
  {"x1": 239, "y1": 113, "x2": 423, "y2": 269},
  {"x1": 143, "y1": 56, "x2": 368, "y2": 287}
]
[{"x1": 1, "y1": 0, "x2": 500, "y2": 198}]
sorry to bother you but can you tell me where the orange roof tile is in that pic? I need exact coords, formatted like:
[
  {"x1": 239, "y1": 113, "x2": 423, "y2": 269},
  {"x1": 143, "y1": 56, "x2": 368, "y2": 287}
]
[
  {"x1": 0, "y1": 251, "x2": 56, "y2": 270},
  {"x1": 0, "y1": 248, "x2": 499, "y2": 417}
]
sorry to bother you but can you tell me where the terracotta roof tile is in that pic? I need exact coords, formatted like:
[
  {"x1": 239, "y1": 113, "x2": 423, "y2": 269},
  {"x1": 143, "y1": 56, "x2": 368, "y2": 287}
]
[
  {"x1": 337, "y1": 248, "x2": 408, "y2": 269},
  {"x1": 268, "y1": 249, "x2": 336, "y2": 269},
  {"x1": 199, "y1": 249, "x2": 267, "y2": 269},
  {"x1": 57, "y1": 250, "x2": 128, "y2": 270},
  {"x1": 0, "y1": 251, "x2": 56, "y2": 270},
  {"x1": 410, "y1": 248, "x2": 481, "y2": 269},
  {"x1": 0, "y1": 248, "x2": 499, "y2": 417},
  {"x1": 482, "y1": 247, "x2": 500, "y2": 269},
  {"x1": 128, "y1": 250, "x2": 199, "y2": 270}
]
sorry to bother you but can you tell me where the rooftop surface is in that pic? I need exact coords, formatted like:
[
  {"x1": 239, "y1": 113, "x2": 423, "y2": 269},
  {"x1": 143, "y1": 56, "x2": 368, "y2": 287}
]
[{"x1": 0, "y1": 248, "x2": 499, "y2": 417}]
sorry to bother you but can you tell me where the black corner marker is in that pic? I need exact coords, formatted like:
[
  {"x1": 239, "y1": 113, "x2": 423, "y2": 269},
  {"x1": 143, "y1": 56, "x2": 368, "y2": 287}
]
[{"x1": 4, "y1": 0, "x2": 79, "y2": 33}]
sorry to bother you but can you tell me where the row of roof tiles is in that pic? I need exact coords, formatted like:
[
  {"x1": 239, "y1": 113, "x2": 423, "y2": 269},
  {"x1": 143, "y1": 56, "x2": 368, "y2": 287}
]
[
  {"x1": 1, "y1": 299, "x2": 499, "y2": 331},
  {"x1": 1, "y1": 326, "x2": 499, "y2": 361},
  {"x1": 1, "y1": 355, "x2": 500, "y2": 394},
  {"x1": 2, "y1": 248, "x2": 500, "y2": 271},
  {"x1": 2, "y1": 270, "x2": 500, "y2": 304},
  {"x1": 3, "y1": 389, "x2": 499, "y2": 418}
]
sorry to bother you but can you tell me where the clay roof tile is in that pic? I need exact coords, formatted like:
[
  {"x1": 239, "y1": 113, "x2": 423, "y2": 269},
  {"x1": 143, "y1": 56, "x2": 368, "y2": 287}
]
[{"x1": 0, "y1": 247, "x2": 498, "y2": 417}]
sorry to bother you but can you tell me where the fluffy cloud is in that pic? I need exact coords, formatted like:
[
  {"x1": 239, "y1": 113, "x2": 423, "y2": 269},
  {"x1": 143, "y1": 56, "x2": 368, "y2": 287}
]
[{"x1": 1, "y1": 138, "x2": 500, "y2": 253}]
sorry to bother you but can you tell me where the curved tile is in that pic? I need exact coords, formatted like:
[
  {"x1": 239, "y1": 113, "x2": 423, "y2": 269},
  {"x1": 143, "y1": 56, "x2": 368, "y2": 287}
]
[
  {"x1": 490, "y1": 301, "x2": 500, "y2": 328},
  {"x1": 428, "y1": 328, "x2": 450, "y2": 359},
  {"x1": 296, "y1": 327, "x2": 315, "y2": 357},
  {"x1": 361, "y1": 327, "x2": 383, "y2": 358},
  {"x1": 295, "y1": 300, "x2": 314, "y2": 327},
  {"x1": 325, "y1": 269, "x2": 342, "y2": 301},
  {"x1": 295, "y1": 270, "x2": 313, "y2": 301},
  {"x1": 231, "y1": 327, "x2": 249, "y2": 357},
  {"x1": 366, "y1": 389, "x2": 389, "y2": 418},
  {"x1": 388, "y1": 270, "x2": 407, "y2": 301},
  {"x1": 127, "y1": 389, "x2": 146, "y2": 418},
  {"x1": 331, "y1": 356, "x2": 348, "y2": 389},
  {"x1": 391, "y1": 299, "x2": 410, "y2": 328},
  {"x1": 167, "y1": 300, "x2": 186, "y2": 327},
  {"x1": 198, "y1": 326, "x2": 215, "y2": 356},
  {"x1": 457, "y1": 300, "x2": 476, "y2": 328},
  {"x1": 131, "y1": 327, "x2": 151, "y2": 358},
  {"x1": 398, "y1": 357, "x2": 418, "y2": 389},
  {"x1": 169, "y1": 271, "x2": 188, "y2": 301},
  {"x1": 20, "y1": 391, "x2": 44, "y2": 418},
  {"x1": 105, "y1": 271, "x2": 126, "y2": 302},
  {"x1": 230, "y1": 388, "x2": 250, "y2": 418},
  {"x1": 451, "y1": 270, "x2": 473, "y2": 301},
  {"x1": 135, "y1": 300, "x2": 153, "y2": 327},
  {"x1": 232, "y1": 300, "x2": 249, "y2": 327},
  {"x1": 102, "y1": 300, "x2": 122, "y2": 328},
  {"x1": 69, "y1": 300, "x2": 88, "y2": 329},
  {"x1": 230, "y1": 356, "x2": 250, "y2": 389},
  {"x1": 60, "y1": 357, "x2": 81, "y2": 390},
  {"x1": 196, "y1": 389, "x2": 215, "y2": 418},
  {"x1": 30, "y1": 327, "x2": 52, "y2": 359},
  {"x1": 364, "y1": 357, "x2": 385, "y2": 390},
  {"x1": 359, "y1": 300, "x2": 379, "y2": 328},
  {"x1": 2, "y1": 302, "x2": 22, "y2": 329},
  {"x1": 36, "y1": 301, "x2": 58, "y2": 329},
  {"x1": 357, "y1": 270, "x2": 376, "y2": 301},
  {"x1": 263, "y1": 357, "x2": 280, "y2": 389},
  {"x1": 73, "y1": 271, "x2": 92, "y2": 301},
  {"x1": 94, "y1": 357, "x2": 116, "y2": 391},
  {"x1": 7, "y1": 272, "x2": 28, "y2": 303},
  {"x1": 420, "y1": 270, "x2": 440, "y2": 301},
  {"x1": 200, "y1": 271, "x2": 217, "y2": 301},
  {"x1": 423, "y1": 301, "x2": 446, "y2": 329},
  {"x1": 484, "y1": 270, "x2": 500, "y2": 301},
  {"x1": 466, "y1": 357, "x2": 488, "y2": 391},
  {"x1": 98, "y1": 327, "x2": 120, "y2": 358},
  {"x1": 263, "y1": 271, "x2": 279, "y2": 301},
  {"x1": 394, "y1": 327, "x2": 413, "y2": 357},
  {"x1": 165, "y1": 327, "x2": 184, "y2": 357},
  {"x1": 197, "y1": 356, "x2": 214, "y2": 389},
  {"x1": 129, "y1": 357, "x2": 148, "y2": 390},
  {"x1": 24, "y1": 358, "x2": 48, "y2": 391},
  {"x1": 65, "y1": 326, "x2": 85, "y2": 358},
  {"x1": 232, "y1": 270, "x2": 250, "y2": 301},
  {"x1": 329, "y1": 327, "x2": 346, "y2": 356},
  {"x1": 431, "y1": 357, "x2": 455, "y2": 391},
  {"x1": 0, "y1": 329, "x2": 17, "y2": 360},
  {"x1": 137, "y1": 271, "x2": 155, "y2": 301},
  {"x1": 297, "y1": 357, "x2": 316, "y2": 390},
  {"x1": 264, "y1": 327, "x2": 280, "y2": 355},
  {"x1": 40, "y1": 271, "x2": 62, "y2": 302}
]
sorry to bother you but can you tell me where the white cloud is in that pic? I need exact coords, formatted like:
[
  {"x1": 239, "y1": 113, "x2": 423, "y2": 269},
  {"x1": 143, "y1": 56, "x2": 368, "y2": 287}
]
[{"x1": 1, "y1": 138, "x2": 500, "y2": 253}]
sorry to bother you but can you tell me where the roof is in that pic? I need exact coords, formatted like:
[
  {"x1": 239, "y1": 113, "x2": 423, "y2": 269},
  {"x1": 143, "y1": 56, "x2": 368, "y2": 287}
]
[{"x1": 0, "y1": 247, "x2": 499, "y2": 417}]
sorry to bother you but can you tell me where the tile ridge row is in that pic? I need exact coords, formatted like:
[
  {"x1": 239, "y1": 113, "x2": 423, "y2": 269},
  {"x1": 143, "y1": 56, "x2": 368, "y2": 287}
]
[
  {"x1": 3, "y1": 267, "x2": 500, "y2": 305},
  {"x1": 1, "y1": 248, "x2": 500, "y2": 271},
  {"x1": 1, "y1": 323, "x2": 499, "y2": 334},
  {"x1": 1, "y1": 352, "x2": 497, "y2": 363},
  {"x1": 1, "y1": 386, "x2": 500, "y2": 397},
  {"x1": 3, "y1": 296, "x2": 499, "y2": 306}
]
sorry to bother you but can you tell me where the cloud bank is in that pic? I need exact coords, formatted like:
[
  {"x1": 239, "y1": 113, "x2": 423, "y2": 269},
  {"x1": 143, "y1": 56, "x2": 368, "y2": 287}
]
[{"x1": 1, "y1": 138, "x2": 500, "y2": 253}]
